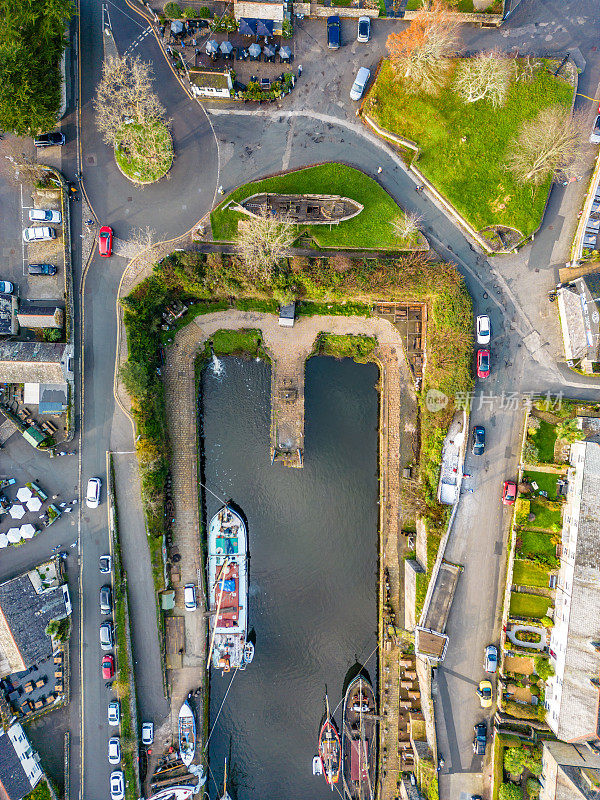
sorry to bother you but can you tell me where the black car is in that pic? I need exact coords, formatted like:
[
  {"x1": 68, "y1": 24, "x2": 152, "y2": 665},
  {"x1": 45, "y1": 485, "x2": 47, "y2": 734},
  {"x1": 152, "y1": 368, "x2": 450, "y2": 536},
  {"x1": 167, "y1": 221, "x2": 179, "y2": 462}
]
[
  {"x1": 472, "y1": 425, "x2": 485, "y2": 456},
  {"x1": 28, "y1": 263, "x2": 57, "y2": 276},
  {"x1": 34, "y1": 131, "x2": 65, "y2": 147},
  {"x1": 473, "y1": 722, "x2": 487, "y2": 756},
  {"x1": 327, "y1": 15, "x2": 340, "y2": 49}
]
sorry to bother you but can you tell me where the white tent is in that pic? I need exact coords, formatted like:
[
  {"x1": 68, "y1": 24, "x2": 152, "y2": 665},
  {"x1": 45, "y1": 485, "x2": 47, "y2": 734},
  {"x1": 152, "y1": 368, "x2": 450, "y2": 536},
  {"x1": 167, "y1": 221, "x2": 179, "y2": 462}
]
[
  {"x1": 0, "y1": 534, "x2": 8, "y2": 548},
  {"x1": 9, "y1": 504, "x2": 26, "y2": 519},
  {"x1": 26, "y1": 497, "x2": 42, "y2": 512},
  {"x1": 7, "y1": 528, "x2": 22, "y2": 543},
  {"x1": 20, "y1": 524, "x2": 36, "y2": 539},
  {"x1": 16, "y1": 487, "x2": 33, "y2": 502}
]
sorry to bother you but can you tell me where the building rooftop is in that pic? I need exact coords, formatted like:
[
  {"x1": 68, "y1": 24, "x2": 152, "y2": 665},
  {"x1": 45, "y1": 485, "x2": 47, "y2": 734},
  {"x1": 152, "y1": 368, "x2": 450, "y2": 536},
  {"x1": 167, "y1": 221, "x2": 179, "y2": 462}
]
[
  {"x1": 189, "y1": 68, "x2": 230, "y2": 90},
  {"x1": 17, "y1": 305, "x2": 63, "y2": 330},
  {"x1": 558, "y1": 284, "x2": 588, "y2": 361},
  {"x1": 544, "y1": 741, "x2": 600, "y2": 800},
  {"x1": 0, "y1": 727, "x2": 32, "y2": 800},
  {"x1": 0, "y1": 342, "x2": 68, "y2": 384}
]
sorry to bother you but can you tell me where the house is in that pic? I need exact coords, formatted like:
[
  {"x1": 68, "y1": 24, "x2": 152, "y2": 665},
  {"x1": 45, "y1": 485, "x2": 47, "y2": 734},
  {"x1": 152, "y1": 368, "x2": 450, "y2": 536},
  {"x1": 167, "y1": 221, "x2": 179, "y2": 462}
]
[
  {"x1": 540, "y1": 740, "x2": 600, "y2": 800},
  {"x1": 189, "y1": 67, "x2": 233, "y2": 99},
  {"x1": 0, "y1": 723, "x2": 43, "y2": 800},
  {"x1": 545, "y1": 440, "x2": 600, "y2": 741},
  {"x1": 557, "y1": 274, "x2": 600, "y2": 372},
  {"x1": 0, "y1": 342, "x2": 73, "y2": 384},
  {"x1": 0, "y1": 295, "x2": 18, "y2": 336},
  {"x1": 278, "y1": 302, "x2": 296, "y2": 327},
  {"x1": 0, "y1": 562, "x2": 70, "y2": 678},
  {"x1": 16, "y1": 303, "x2": 64, "y2": 330}
]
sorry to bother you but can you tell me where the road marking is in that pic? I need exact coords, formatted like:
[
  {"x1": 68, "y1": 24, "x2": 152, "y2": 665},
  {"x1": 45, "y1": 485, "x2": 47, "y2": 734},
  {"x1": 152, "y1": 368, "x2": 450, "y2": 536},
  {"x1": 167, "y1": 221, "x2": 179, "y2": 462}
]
[
  {"x1": 281, "y1": 116, "x2": 296, "y2": 172},
  {"x1": 104, "y1": 0, "x2": 147, "y2": 30},
  {"x1": 20, "y1": 184, "x2": 26, "y2": 276}
]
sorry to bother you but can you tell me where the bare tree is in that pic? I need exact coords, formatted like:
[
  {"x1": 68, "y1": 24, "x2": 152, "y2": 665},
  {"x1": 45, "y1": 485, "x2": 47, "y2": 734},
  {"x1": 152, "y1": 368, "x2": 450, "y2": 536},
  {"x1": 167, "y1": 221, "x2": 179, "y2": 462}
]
[
  {"x1": 386, "y1": 0, "x2": 459, "y2": 95},
  {"x1": 0, "y1": 137, "x2": 46, "y2": 188},
  {"x1": 125, "y1": 225, "x2": 159, "y2": 278},
  {"x1": 506, "y1": 106, "x2": 589, "y2": 186},
  {"x1": 453, "y1": 50, "x2": 516, "y2": 108},
  {"x1": 235, "y1": 210, "x2": 295, "y2": 281},
  {"x1": 392, "y1": 212, "x2": 424, "y2": 242}
]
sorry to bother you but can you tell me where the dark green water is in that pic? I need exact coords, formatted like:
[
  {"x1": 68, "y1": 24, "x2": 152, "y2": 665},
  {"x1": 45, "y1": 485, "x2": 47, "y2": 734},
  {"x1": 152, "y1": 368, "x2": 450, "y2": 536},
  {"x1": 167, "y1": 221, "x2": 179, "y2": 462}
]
[{"x1": 202, "y1": 355, "x2": 378, "y2": 800}]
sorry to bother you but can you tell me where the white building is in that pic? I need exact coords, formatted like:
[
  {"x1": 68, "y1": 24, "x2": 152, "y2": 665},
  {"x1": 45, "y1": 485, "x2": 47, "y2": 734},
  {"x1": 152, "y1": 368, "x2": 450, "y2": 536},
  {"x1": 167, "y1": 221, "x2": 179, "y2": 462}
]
[
  {"x1": 0, "y1": 723, "x2": 43, "y2": 800},
  {"x1": 545, "y1": 440, "x2": 600, "y2": 741},
  {"x1": 540, "y1": 740, "x2": 600, "y2": 800}
]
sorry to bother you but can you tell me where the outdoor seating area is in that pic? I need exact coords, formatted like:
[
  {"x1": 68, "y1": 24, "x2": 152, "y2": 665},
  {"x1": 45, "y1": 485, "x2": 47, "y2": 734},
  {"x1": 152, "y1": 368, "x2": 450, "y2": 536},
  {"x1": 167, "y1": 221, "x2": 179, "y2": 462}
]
[
  {"x1": 0, "y1": 480, "x2": 66, "y2": 549},
  {"x1": 397, "y1": 651, "x2": 421, "y2": 772},
  {"x1": 0, "y1": 383, "x2": 68, "y2": 445},
  {"x1": 1, "y1": 648, "x2": 65, "y2": 719}
]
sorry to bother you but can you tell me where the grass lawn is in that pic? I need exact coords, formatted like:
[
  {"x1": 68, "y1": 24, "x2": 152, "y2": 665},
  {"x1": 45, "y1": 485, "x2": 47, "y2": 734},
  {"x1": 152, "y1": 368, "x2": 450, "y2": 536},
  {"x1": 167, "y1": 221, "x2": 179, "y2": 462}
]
[
  {"x1": 115, "y1": 119, "x2": 173, "y2": 183},
  {"x1": 521, "y1": 470, "x2": 561, "y2": 499},
  {"x1": 528, "y1": 499, "x2": 562, "y2": 532},
  {"x1": 530, "y1": 420, "x2": 558, "y2": 462},
  {"x1": 210, "y1": 163, "x2": 418, "y2": 250},
  {"x1": 313, "y1": 333, "x2": 378, "y2": 362},
  {"x1": 518, "y1": 530, "x2": 557, "y2": 561},
  {"x1": 510, "y1": 592, "x2": 550, "y2": 619},
  {"x1": 367, "y1": 60, "x2": 574, "y2": 237},
  {"x1": 210, "y1": 329, "x2": 267, "y2": 358},
  {"x1": 513, "y1": 559, "x2": 550, "y2": 588}
]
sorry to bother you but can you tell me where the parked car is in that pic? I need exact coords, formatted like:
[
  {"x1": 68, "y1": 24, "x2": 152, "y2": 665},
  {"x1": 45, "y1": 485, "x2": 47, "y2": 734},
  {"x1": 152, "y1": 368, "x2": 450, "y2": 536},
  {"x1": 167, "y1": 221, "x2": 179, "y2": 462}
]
[
  {"x1": 110, "y1": 770, "x2": 125, "y2": 800},
  {"x1": 0, "y1": 281, "x2": 14, "y2": 294},
  {"x1": 34, "y1": 131, "x2": 65, "y2": 147},
  {"x1": 100, "y1": 622, "x2": 113, "y2": 651},
  {"x1": 100, "y1": 554, "x2": 111, "y2": 574},
  {"x1": 108, "y1": 701, "x2": 120, "y2": 726},
  {"x1": 108, "y1": 737, "x2": 121, "y2": 765},
  {"x1": 327, "y1": 15, "x2": 340, "y2": 49},
  {"x1": 22, "y1": 226, "x2": 56, "y2": 243},
  {"x1": 86, "y1": 476, "x2": 101, "y2": 508},
  {"x1": 141, "y1": 721, "x2": 154, "y2": 745},
  {"x1": 477, "y1": 680, "x2": 493, "y2": 709},
  {"x1": 102, "y1": 654, "x2": 115, "y2": 680},
  {"x1": 476, "y1": 314, "x2": 491, "y2": 345},
  {"x1": 29, "y1": 209, "x2": 62, "y2": 224},
  {"x1": 357, "y1": 15, "x2": 370, "y2": 42},
  {"x1": 502, "y1": 480, "x2": 517, "y2": 505},
  {"x1": 99, "y1": 226, "x2": 113, "y2": 257},
  {"x1": 476, "y1": 349, "x2": 490, "y2": 379},
  {"x1": 590, "y1": 114, "x2": 600, "y2": 144},
  {"x1": 28, "y1": 263, "x2": 57, "y2": 275},
  {"x1": 350, "y1": 67, "x2": 371, "y2": 101},
  {"x1": 100, "y1": 585, "x2": 112, "y2": 615},
  {"x1": 484, "y1": 644, "x2": 498, "y2": 673},
  {"x1": 472, "y1": 722, "x2": 487, "y2": 755},
  {"x1": 184, "y1": 583, "x2": 197, "y2": 610},
  {"x1": 472, "y1": 425, "x2": 485, "y2": 456}
]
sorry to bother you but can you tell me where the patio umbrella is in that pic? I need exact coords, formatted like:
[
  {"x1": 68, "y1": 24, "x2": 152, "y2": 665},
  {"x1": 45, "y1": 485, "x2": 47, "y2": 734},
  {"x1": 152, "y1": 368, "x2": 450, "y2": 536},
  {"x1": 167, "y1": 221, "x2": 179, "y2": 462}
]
[
  {"x1": 16, "y1": 487, "x2": 33, "y2": 502},
  {"x1": 170, "y1": 19, "x2": 184, "y2": 34},
  {"x1": 249, "y1": 43, "x2": 261, "y2": 58},
  {"x1": 0, "y1": 534, "x2": 8, "y2": 548},
  {"x1": 9, "y1": 504, "x2": 25, "y2": 519},
  {"x1": 7, "y1": 528, "x2": 22, "y2": 543},
  {"x1": 26, "y1": 497, "x2": 42, "y2": 512},
  {"x1": 238, "y1": 17, "x2": 256, "y2": 36},
  {"x1": 256, "y1": 19, "x2": 273, "y2": 36},
  {"x1": 205, "y1": 39, "x2": 219, "y2": 54},
  {"x1": 20, "y1": 524, "x2": 36, "y2": 539},
  {"x1": 220, "y1": 41, "x2": 233, "y2": 54},
  {"x1": 263, "y1": 44, "x2": 275, "y2": 58},
  {"x1": 279, "y1": 45, "x2": 291, "y2": 60}
]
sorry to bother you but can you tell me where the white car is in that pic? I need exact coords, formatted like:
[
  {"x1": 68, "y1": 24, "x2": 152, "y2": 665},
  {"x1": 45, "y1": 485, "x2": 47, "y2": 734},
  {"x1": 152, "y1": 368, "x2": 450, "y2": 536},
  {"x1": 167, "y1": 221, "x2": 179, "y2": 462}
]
[
  {"x1": 476, "y1": 314, "x2": 491, "y2": 345},
  {"x1": 22, "y1": 226, "x2": 56, "y2": 243},
  {"x1": 357, "y1": 15, "x2": 370, "y2": 42},
  {"x1": 184, "y1": 583, "x2": 197, "y2": 610},
  {"x1": 0, "y1": 281, "x2": 14, "y2": 294},
  {"x1": 108, "y1": 701, "x2": 120, "y2": 726},
  {"x1": 591, "y1": 114, "x2": 600, "y2": 144},
  {"x1": 350, "y1": 67, "x2": 370, "y2": 101},
  {"x1": 110, "y1": 770, "x2": 125, "y2": 800},
  {"x1": 86, "y1": 477, "x2": 101, "y2": 508},
  {"x1": 141, "y1": 721, "x2": 154, "y2": 745},
  {"x1": 108, "y1": 737, "x2": 121, "y2": 765},
  {"x1": 29, "y1": 209, "x2": 62, "y2": 224}
]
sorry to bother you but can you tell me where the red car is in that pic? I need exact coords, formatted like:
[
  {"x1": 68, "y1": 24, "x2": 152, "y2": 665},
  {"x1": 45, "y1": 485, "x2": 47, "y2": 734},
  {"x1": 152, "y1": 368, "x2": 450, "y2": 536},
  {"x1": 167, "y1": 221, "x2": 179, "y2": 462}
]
[
  {"x1": 102, "y1": 654, "x2": 115, "y2": 680},
  {"x1": 477, "y1": 349, "x2": 490, "y2": 379},
  {"x1": 502, "y1": 480, "x2": 517, "y2": 505},
  {"x1": 99, "y1": 226, "x2": 113, "y2": 257}
]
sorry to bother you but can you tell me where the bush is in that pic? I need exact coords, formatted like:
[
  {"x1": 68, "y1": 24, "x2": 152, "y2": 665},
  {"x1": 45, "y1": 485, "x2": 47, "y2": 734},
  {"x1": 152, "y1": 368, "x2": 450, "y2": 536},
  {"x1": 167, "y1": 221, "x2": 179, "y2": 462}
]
[
  {"x1": 527, "y1": 777, "x2": 540, "y2": 798},
  {"x1": 540, "y1": 615, "x2": 554, "y2": 628},
  {"x1": 504, "y1": 747, "x2": 525, "y2": 777},
  {"x1": 182, "y1": 5, "x2": 199, "y2": 16},
  {"x1": 198, "y1": 5, "x2": 211, "y2": 16},
  {"x1": 523, "y1": 439, "x2": 539, "y2": 463},
  {"x1": 534, "y1": 655, "x2": 555, "y2": 681},
  {"x1": 163, "y1": 1, "x2": 182, "y2": 16},
  {"x1": 499, "y1": 784, "x2": 522, "y2": 800}
]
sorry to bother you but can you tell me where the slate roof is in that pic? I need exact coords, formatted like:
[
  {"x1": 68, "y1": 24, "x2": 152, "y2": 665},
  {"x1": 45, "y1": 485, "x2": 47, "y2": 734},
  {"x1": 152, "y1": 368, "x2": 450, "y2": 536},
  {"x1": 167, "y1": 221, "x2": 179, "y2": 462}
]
[
  {"x1": 0, "y1": 342, "x2": 67, "y2": 383},
  {"x1": 577, "y1": 274, "x2": 600, "y2": 362},
  {"x1": 16, "y1": 304, "x2": 63, "y2": 329},
  {"x1": 0, "y1": 729, "x2": 31, "y2": 800}
]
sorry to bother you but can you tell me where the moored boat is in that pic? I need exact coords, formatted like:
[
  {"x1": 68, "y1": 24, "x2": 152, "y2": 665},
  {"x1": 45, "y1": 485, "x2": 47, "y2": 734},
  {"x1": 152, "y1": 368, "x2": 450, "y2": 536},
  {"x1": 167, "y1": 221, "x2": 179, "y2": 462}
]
[
  {"x1": 319, "y1": 694, "x2": 341, "y2": 789},
  {"x1": 207, "y1": 506, "x2": 249, "y2": 672},
  {"x1": 146, "y1": 789, "x2": 194, "y2": 800},
  {"x1": 178, "y1": 700, "x2": 196, "y2": 767},
  {"x1": 342, "y1": 676, "x2": 377, "y2": 800}
]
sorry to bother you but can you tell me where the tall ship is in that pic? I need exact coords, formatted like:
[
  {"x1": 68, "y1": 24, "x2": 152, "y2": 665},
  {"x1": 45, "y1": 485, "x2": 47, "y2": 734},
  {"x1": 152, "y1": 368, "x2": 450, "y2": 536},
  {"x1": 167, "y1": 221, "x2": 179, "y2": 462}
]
[
  {"x1": 178, "y1": 700, "x2": 196, "y2": 767},
  {"x1": 318, "y1": 694, "x2": 341, "y2": 789},
  {"x1": 342, "y1": 676, "x2": 377, "y2": 800},
  {"x1": 207, "y1": 506, "x2": 249, "y2": 672}
]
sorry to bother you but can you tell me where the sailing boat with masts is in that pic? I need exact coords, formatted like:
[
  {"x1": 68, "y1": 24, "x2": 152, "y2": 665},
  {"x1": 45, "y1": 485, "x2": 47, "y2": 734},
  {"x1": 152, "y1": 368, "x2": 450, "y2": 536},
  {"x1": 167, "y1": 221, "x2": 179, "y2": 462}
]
[
  {"x1": 342, "y1": 675, "x2": 377, "y2": 800},
  {"x1": 318, "y1": 693, "x2": 341, "y2": 788},
  {"x1": 220, "y1": 758, "x2": 232, "y2": 800}
]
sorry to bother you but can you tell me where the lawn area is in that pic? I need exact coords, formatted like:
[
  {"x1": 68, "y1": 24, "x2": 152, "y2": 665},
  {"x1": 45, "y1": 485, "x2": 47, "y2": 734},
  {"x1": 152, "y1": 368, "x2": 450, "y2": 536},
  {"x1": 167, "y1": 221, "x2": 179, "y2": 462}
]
[
  {"x1": 115, "y1": 119, "x2": 173, "y2": 184},
  {"x1": 517, "y1": 530, "x2": 557, "y2": 561},
  {"x1": 521, "y1": 470, "x2": 561, "y2": 499},
  {"x1": 312, "y1": 333, "x2": 378, "y2": 362},
  {"x1": 529, "y1": 498, "x2": 562, "y2": 532},
  {"x1": 209, "y1": 329, "x2": 268, "y2": 358},
  {"x1": 510, "y1": 592, "x2": 551, "y2": 619},
  {"x1": 210, "y1": 163, "x2": 419, "y2": 250},
  {"x1": 530, "y1": 419, "x2": 558, "y2": 463},
  {"x1": 366, "y1": 60, "x2": 574, "y2": 237},
  {"x1": 513, "y1": 559, "x2": 550, "y2": 588}
]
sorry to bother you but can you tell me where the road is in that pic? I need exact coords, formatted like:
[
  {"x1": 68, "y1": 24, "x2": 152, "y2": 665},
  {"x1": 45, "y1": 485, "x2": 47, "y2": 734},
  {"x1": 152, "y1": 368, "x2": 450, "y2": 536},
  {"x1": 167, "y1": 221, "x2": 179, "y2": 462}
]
[{"x1": 65, "y1": 0, "x2": 600, "y2": 798}]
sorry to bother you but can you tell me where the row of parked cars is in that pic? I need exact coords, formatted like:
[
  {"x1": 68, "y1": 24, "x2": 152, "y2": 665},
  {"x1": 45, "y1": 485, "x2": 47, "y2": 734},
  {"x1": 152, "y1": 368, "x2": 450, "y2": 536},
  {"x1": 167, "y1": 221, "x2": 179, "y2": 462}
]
[{"x1": 326, "y1": 15, "x2": 372, "y2": 101}]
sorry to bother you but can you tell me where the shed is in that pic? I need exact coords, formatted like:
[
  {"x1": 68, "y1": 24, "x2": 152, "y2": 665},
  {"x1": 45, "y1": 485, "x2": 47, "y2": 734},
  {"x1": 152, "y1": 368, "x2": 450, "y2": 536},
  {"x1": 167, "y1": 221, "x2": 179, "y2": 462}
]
[
  {"x1": 17, "y1": 304, "x2": 63, "y2": 330},
  {"x1": 22, "y1": 427, "x2": 46, "y2": 448},
  {"x1": 189, "y1": 68, "x2": 233, "y2": 98},
  {"x1": 279, "y1": 302, "x2": 296, "y2": 327}
]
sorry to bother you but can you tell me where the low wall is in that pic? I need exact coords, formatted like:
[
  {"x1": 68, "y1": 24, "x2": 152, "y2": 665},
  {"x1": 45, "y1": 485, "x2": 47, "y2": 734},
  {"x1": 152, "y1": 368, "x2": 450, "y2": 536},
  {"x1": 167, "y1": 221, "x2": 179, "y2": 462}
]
[
  {"x1": 314, "y1": 5, "x2": 379, "y2": 17},
  {"x1": 402, "y1": 8, "x2": 502, "y2": 24},
  {"x1": 404, "y1": 559, "x2": 424, "y2": 629}
]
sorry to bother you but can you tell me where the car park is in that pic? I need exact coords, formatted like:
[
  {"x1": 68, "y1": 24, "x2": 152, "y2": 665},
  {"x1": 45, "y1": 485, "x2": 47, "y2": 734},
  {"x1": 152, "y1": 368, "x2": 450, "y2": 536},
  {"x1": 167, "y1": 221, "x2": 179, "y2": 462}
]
[
  {"x1": 110, "y1": 770, "x2": 125, "y2": 800},
  {"x1": 184, "y1": 583, "x2": 197, "y2": 610},
  {"x1": 472, "y1": 426, "x2": 485, "y2": 456},
  {"x1": 476, "y1": 349, "x2": 490, "y2": 378},
  {"x1": 591, "y1": 114, "x2": 600, "y2": 144},
  {"x1": 357, "y1": 15, "x2": 370, "y2": 42},
  {"x1": 484, "y1": 644, "x2": 498, "y2": 673},
  {"x1": 108, "y1": 737, "x2": 121, "y2": 765},
  {"x1": 141, "y1": 721, "x2": 154, "y2": 745},
  {"x1": 102, "y1": 654, "x2": 115, "y2": 680},
  {"x1": 327, "y1": 15, "x2": 340, "y2": 49},
  {"x1": 28, "y1": 263, "x2": 57, "y2": 275},
  {"x1": 99, "y1": 226, "x2": 113, "y2": 257},
  {"x1": 350, "y1": 67, "x2": 371, "y2": 101},
  {"x1": 476, "y1": 314, "x2": 491, "y2": 345},
  {"x1": 23, "y1": 226, "x2": 56, "y2": 243},
  {"x1": 34, "y1": 131, "x2": 65, "y2": 147},
  {"x1": 502, "y1": 480, "x2": 517, "y2": 505},
  {"x1": 86, "y1": 477, "x2": 101, "y2": 508},
  {"x1": 100, "y1": 554, "x2": 112, "y2": 574},
  {"x1": 28, "y1": 209, "x2": 62, "y2": 224},
  {"x1": 472, "y1": 722, "x2": 487, "y2": 755},
  {"x1": 100, "y1": 585, "x2": 112, "y2": 615},
  {"x1": 0, "y1": 281, "x2": 14, "y2": 294},
  {"x1": 100, "y1": 622, "x2": 113, "y2": 651},
  {"x1": 108, "y1": 701, "x2": 120, "y2": 726},
  {"x1": 477, "y1": 680, "x2": 493, "y2": 709}
]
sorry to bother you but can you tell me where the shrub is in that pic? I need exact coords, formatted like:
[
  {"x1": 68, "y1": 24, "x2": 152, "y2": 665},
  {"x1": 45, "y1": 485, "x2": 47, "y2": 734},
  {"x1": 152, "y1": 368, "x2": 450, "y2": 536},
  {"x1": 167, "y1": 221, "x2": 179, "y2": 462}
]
[
  {"x1": 534, "y1": 655, "x2": 555, "y2": 681},
  {"x1": 198, "y1": 5, "x2": 211, "y2": 16},
  {"x1": 499, "y1": 784, "x2": 522, "y2": 800},
  {"x1": 43, "y1": 327, "x2": 63, "y2": 342},
  {"x1": 523, "y1": 440, "x2": 539, "y2": 463},
  {"x1": 515, "y1": 629, "x2": 542, "y2": 644},
  {"x1": 163, "y1": 1, "x2": 182, "y2": 16},
  {"x1": 527, "y1": 777, "x2": 540, "y2": 798},
  {"x1": 540, "y1": 615, "x2": 554, "y2": 628},
  {"x1": 504, "y1": 747, "x2": 525, "y2": 777},
  {"x1": 515, "y1": 498, "x2": 531, "y2": 526},
  {"x1": 182, "y1": 5, "x2": 199, "y2": 16}
]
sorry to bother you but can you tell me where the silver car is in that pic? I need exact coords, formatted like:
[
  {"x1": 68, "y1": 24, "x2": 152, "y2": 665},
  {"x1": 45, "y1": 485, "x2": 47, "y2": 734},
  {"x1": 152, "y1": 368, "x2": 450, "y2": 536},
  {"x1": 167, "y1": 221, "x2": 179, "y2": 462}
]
[
  {"x1": 22, "y1": 226, "x2": 56, "y2": 243},
  {"x1": 484, "y1": 644, "x2": 498, "y2": 673},
  {"x1": 29, "y1": 209, "x2": 62, "y2": 224},
  {"x1": 100, "y1": 622, "x2": 113, "y2": 651},
  {"x1": 350, "y1": 67, "x2": 370, "y2": 101},
  {"x1": 591, "y1": 114, "x2": 600, "y2": 144}
]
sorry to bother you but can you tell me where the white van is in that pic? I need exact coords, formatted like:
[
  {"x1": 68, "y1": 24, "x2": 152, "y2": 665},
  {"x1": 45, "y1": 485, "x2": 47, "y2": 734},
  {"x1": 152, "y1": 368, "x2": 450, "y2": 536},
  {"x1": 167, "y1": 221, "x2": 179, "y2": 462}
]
[
  {"x1": 184, "y1": 584, "x2": 197, "y2": 610},
  {"x1": 350, "y1": 67, "x2": 370, "y2": 101}
]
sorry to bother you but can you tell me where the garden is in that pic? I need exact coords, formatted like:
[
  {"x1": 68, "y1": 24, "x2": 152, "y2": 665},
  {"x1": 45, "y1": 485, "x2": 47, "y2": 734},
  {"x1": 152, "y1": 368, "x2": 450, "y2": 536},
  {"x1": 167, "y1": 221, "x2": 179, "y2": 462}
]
[
  {"x1": 114, "y1": 120, "x2": 173, "y2": 184},
  {"x1": 496, "y1": 740, "x2": 543, "y2": 800}
]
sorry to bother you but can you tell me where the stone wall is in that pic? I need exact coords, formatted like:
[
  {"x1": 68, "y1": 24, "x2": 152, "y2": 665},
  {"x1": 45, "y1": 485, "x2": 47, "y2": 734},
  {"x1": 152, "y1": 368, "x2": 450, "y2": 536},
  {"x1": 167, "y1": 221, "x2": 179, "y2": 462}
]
[
  {"x1": 314, "y1": 5, "x2": 379, "y2": 16},
  {"x1": 402, "y1": 8, "x2": 502, "y2": 24},
  {"x1": 404, "y1": 558, "x2": 424, "y2": 629}
]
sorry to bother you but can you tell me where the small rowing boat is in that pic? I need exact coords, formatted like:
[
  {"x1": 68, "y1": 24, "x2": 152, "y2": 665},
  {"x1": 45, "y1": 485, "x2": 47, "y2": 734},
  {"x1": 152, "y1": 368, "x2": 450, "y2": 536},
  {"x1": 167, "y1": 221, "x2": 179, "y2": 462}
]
[
  {"x1": 178, "y1": 700, "x2": 196, "y2": 767},
  {"x1": 319, "y1": 694, "x2": 341, "y2": 789}
]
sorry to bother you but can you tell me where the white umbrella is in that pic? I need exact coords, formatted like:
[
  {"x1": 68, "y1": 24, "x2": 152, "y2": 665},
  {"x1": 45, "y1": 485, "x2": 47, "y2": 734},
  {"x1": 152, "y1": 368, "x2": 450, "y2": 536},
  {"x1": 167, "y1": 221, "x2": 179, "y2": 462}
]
[
  {"x1": 249, "y1": 42, "x2": 261, "y2": 58},
  {"x1": 9, "y1": 504, "x2": 26, "y2": 519},
  {"x1": 7, "y1": 528, "x2": 22, "y2": 543},
  {"x1": 26, "y1": 497, "x2": 42, "y2": 512},
  {"x1": 205, "y1": 39, "x2": 218, "y2": 54},
  {"x1": 219, "y1": 41, "x2": 233, "y2": 54},
  {"x1": 0, "y1": 534, "x2": 8, "y2": 548},
  {"x1": 20, "y1": 524, "x2": 36, "y2": 539},
  {"x1": 16, "y1": 487, "x2": 33, "y2": 502}
]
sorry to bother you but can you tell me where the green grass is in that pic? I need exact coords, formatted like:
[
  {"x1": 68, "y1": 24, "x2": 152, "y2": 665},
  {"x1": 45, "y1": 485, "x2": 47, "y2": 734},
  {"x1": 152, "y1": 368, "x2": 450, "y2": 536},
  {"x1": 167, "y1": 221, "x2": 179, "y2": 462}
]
[
  {"x1": 312, "y1": 333, "x2": 378, "y2": 362},
  {"x1": 367, "y1": 60, "x2": 574, "y2": 237},
  {"x1": 209, "y1": 328, "x2": 268, "y2": 358},
  {"x1": 297, "y1": 300, "x2": 372, "y2": 317},
  {"x1": 513, "y1": 559, "x2": 550, "y2": 588},
  {"x1": 234, "y1": 298, "x2": 278, "y2": 313},
  {"x1": 115, "y1": 119, "x2": 173, "y2": 184},
  {"x1": 415, "y1": 570, "x2": 428, "y2": 622},
  {"x1": 518, "y1": 530, "x2": 557, "y2": 560},
  {"x1": 528, "y1": 499, "x2": 562, "y2": 532},
  {"x1": 210, "y1": 163, "x2": 418, "y2": 250},
  {"x1": 510, "y1": 592, "x2": 550, "y2": 619},
  {"x1": 23, "y1": 780, "x2": 52, "y2": 800},
  {"x1": 530, "y1": 420, "x2": 558, "y2": 463},
  {"x1": 521, "y1": 470, "x2": 560, "y2": 499}
]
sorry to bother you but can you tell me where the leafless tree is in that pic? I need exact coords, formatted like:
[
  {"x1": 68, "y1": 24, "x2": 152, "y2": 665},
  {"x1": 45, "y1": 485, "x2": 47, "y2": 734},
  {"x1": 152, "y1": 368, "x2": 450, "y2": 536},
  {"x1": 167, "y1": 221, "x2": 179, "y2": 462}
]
[
  {"x1": 235, "y1": 210, "x2": 296, "y2": 281},
  {"x1": 453, "y1": 50, "x2": 516, "y2": 108},
  {"x1": 94, "y1": 55, "x2": 166, "y2": 146},
  {"x1": 392, "y1": 212, "x2": 424, "y2": 242},
  {"x1": 505, "y1": 106, "x2": 590, "y2": 186},
  {"x1": 125, "y1": 225, "x2": 159, "y2": 278},
  {"x1": 0, "y1": 137, "x2": 46, "y2": 188}
]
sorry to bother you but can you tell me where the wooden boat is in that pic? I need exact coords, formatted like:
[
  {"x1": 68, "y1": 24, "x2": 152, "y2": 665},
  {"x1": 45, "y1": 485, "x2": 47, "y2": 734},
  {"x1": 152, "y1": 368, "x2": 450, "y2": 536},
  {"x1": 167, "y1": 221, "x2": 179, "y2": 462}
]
[
  {"x1": 178, "y1": 700, "x2": 196, "y2": 767},
  {"x1": 147, "y1": 790, "x2": 194, "y2": 800},
  {"x1": 243, "y1": 640, "x2": 255, "y2": 665},
  {"x1": 319, "y1": 694, "x2": 341, "y2": 789},
  {"x1": 237, "y1": 193, "x2": 363, "y2": 225},
  {"x1": 342, "y1": 676, "x2": 377, "y2": 800}
]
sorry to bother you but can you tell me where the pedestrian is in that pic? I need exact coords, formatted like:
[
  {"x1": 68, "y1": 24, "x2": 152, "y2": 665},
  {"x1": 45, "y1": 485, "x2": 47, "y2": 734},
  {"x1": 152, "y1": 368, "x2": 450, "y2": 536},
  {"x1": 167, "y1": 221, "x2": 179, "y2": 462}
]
[
  {"x1": 298, "y1": 64, "x2": 302, "y2": 77},
  {"x1": 217, "y1": 185, "x2": 224, "y2": 195},
  {"x1": 377, "y1": 166, "x2": 382, "y2": 174}
]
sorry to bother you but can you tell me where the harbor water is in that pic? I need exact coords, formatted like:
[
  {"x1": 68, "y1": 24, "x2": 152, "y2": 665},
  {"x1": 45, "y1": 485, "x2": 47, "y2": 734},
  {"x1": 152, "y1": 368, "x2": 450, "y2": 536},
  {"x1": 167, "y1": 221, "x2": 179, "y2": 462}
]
[{"x1": 202, "y1": 355, "x2": 379, "y2": 800}]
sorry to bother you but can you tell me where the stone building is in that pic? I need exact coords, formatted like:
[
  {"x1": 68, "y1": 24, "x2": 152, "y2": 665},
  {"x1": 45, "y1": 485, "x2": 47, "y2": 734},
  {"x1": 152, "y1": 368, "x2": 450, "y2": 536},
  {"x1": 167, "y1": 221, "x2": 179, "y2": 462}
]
[
  {"x1": 0, "y1": 722, "x2": 43, "y2": 800},
  {"x1": 540, "y1": 740, "x2": 600, "y2": 800}
]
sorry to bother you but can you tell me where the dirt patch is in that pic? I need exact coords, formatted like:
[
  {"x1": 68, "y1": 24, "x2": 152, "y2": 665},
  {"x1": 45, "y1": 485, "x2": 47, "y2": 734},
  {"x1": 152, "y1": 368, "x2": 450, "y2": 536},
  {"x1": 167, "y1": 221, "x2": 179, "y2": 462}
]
[
  {"x1": 507, "y1": 684, "x2": 533, "y2": 703},
  {"x1": 504, "y1": 655, "x2": 535, "y2": 675}
]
